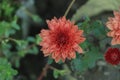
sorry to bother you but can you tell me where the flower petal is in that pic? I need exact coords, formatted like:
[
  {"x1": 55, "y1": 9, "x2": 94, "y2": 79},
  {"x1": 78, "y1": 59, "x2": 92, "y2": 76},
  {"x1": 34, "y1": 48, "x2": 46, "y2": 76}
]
[
  {"x1": 55, "y1": 56, "x2": 61, "y2": 63},
  {"x1": 111, "y1": 38, "x2": 117, "y2": 45},
  {"x1": 73, "y1": 44, "x2": 83, "y2": 53},
  {"x1": 107, "y1": 31, "x2": 115, "y2": 37},
  {"x1": 69, "y1": 51, "x2": 76, "y2": 59}
]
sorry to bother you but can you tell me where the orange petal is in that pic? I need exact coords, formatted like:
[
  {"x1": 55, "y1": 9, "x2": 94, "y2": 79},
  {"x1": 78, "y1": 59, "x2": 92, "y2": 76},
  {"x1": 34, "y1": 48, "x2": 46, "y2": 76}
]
[
  {"x1": 52, "y1": 53, "x2": 56, "y2": 59},
  {"x1": 71, "y1": 25, "x2": 78, "y2": 33},
  {"x1": 61, "y1": 57, "x2": 65, "y2": 62},
  {"x1": 79, "y1": 37, "x2": 86, "y2": 43},
  {"x1": 78, "y1": 30, "x2": 84, "y2": 35},
  {"x1": 40, "y1": 42, "x2": 50, "y2": 48},
  {"x1": 107, "y1": 31, "x2": 115, "y2": 37},
  {"x1": 61, "y1": 52, "x2": 67, "y2": 59},
  {"x1": 111, "y1": 38, "x2": 117, "y2": 45},
  {"x1": 106, "y1": 22, "x2": 114, "y2": 30},
  {"x1": 74, "y1": 44, "x2": 83, "y2": 53},
  {"x1": 40, "y1": 29, "x2": 50, "y2": 36},
  {"x1": 44, "y1": 52, "x2": 50, "y2": 57},
  {"x1": 46, "y1": 20, "x2": 57, "y2": 30},
  {"x1": 69, "y1": 51, "x2": 76, "y2": 59},
  {"x1": 116, "y1": 37, "x2": 120, "y2": 44},
  {"x1": 55, "y1": 56, "x2": 61, "y2": 63},
  {"x1": 114, "y1": 11, "x2": 120, "y2": 19}
]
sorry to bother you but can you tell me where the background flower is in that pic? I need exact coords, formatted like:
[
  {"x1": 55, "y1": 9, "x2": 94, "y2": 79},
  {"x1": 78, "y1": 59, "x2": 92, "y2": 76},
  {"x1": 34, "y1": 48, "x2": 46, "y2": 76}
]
[
  {"x1": 106, "y1": 11, "x2": 120, "y2": 45},
  {"x1": 40, "y1": 17, "x2": 85, "y2": 62},
  {"x1": 104, "y1": 48, "x2": 120, "y2": 65}
]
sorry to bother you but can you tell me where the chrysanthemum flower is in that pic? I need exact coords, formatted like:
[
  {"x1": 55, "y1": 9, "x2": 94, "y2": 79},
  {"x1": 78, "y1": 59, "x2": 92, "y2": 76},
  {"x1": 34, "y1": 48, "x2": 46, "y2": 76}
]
[
  {"x1": 39, "y1": 17, "x2": 85, "y2": 62},
  {"x1": 106, "y1": 11, "x2": 120, "y2": 45},
  {"x1": 104, "y1": 48, "x2": 120, "y2": 65}
]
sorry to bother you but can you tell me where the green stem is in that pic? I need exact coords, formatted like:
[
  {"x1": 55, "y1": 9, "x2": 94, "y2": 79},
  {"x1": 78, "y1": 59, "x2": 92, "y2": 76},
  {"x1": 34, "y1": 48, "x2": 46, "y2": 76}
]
[{"x1": 64, "y1": 0, "x2": 75, "y2": 17}]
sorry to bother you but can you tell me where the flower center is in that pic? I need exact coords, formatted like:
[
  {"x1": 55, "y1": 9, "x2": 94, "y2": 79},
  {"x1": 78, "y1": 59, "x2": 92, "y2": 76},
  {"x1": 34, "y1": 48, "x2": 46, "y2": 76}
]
[
  {"x1": 111, "y1": 53, "x2": 118, "y2": 61},
  {"x1": 57, "y1": 32, "x2": 69, "y2": 46}
]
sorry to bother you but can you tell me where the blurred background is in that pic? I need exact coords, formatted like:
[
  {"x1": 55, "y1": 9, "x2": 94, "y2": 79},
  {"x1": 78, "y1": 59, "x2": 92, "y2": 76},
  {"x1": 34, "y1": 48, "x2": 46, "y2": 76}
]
[{"x1": 0, "y1": 0, "x2": 120, "y2": 80}]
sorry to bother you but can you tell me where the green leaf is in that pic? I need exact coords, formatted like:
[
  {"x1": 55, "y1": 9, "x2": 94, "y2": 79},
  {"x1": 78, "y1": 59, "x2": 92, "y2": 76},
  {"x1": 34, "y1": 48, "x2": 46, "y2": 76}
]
[
  {"x1": 77, "y1": 18, "x2": 90, "y2": 34},
  {"x1": 1, "y1": 0, "x2": 15, "y2": 17},
  {"x1": 5, "y1": 29, "x2": 16, "y2": 37},
  {"x1": 15, "y1": 40, "x2": 28, "y2": 49},
  {"x1": 90, "y1": 21, "x2": 107, "y2": 39},
  {"x1": 71, "y1": 56, "x2": 84, "y2": 73},
  {"x1": 28, "y1": 46, "x2": 38, "y2": 55},
  {"x1": 78, "y1": 20, "x2": 107, "y2": 40},
  {"x1": 82, "y1": 47, "x2": 103, "y2": 68},
  {"x1": 0, "y1": 58, "x2": 17, "y2": 80},
  {"x1": 31, "y1": 15, "x2": 42, "y2": 23},
  {"x1": 71, "y1": 46, "x2": 103, "y2": 73},
  {"x1": 0, "y1": 20, "x2": 19, "y2": 37},
  {"x1": 47, "y1": 58, "x2": 53, "y2": 64},
  {"x1": 99, "y1": 38, "x2": 111, "y2": 51},
  {"x1": 11, "y1": 20, "x2": 20, "y2": 30},
  {"x1": 36, "y1": 34, "x2": 42, "y2": 45},
  {"x1": 59, "y1": 70, "x2": 66, "y2": 76},
  {"x1": 15, "y1": 39, "x2": 38, "y2": 56},
  {"x1": 15, "y1": 58, "x2": 20, "y2": 68},
  {"x1": 72, "y1": 0, "x2": 120, "y2": 21},
  {"x1": 80, "y1": 40, "x2": 91, "y2": 49},
  {"x1": 53, "y1": 69, "x2": 66, "y2": 79},
  {"x1": 18, "y1": 50, "x2": 27, "y2": 57},
  {"x1": 53, "y1": 69, "x2": 59, "y2": 79},
  {"x1": 0, "y1": 21, "x2": 10, "y2": 37},
  {"x1": 27, "y1": 37, "x2": 36, "y2": 42},
  {"x1": 0, "y1": 41, "x2": 12, "y2": 58}
]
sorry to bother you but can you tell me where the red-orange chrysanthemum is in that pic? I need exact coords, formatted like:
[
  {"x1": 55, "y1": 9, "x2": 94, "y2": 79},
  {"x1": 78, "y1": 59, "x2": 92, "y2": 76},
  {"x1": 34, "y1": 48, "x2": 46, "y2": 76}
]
[
  {"x1": 106, "y1": 11, "x2": 120, "y2": 45},
  {"x1": 40, "y1": 17, "x2": 85, "y2": 62},
  {"x1": 104, "y1": 48, "x2": 120, "y2": 65}
]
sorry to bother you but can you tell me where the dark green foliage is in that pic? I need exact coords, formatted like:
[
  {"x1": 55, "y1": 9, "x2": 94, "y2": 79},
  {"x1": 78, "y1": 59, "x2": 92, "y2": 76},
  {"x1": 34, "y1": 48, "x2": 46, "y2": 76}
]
[
  {"x1": 71, "y1": 18, "x2": 106, "y2": 74},
  {"x1": 0, "y1": 0, "x2": 41, "y2": 79},
  {"x1": 53, "y1": 69, "x2": 66, "y2": 79},
  {"x1": 71, "y1": 43, "x2": 103, "y2": 73},
  {"x1": 0, "y1": 58, "x2": 17, "y2": 80}
]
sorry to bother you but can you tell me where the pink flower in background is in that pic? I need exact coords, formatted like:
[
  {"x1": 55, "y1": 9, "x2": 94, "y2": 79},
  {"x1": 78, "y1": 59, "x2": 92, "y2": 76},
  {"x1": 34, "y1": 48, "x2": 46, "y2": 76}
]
[
  {"x1": 106, "y1": 11, "x2": 120, "y2": 45},
  {"x1": 104, "y1": 48, "x2": 120, "y2": 65},
  {"x1": 39, "y1": 17, "x2": 85, "y2": 62}
]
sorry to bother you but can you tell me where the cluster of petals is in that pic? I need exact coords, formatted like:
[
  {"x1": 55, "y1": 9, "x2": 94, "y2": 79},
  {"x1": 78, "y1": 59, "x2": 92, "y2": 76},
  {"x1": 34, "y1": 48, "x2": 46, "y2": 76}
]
[
  {"x1": 104, "y1": 48, "x2": 120, "y2": 65},
  {"x1": 39, "y1": 17, "x2": 85, "y2": 62},
  {"x1": 106, "y1": 11, "x2": 120, "y2": 45}
]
